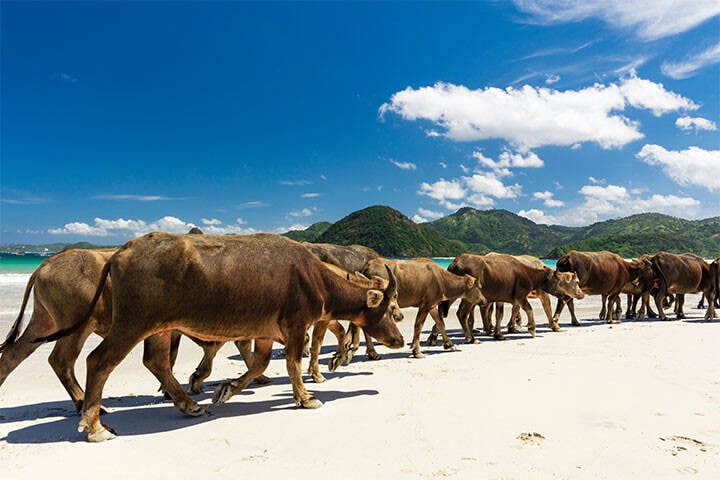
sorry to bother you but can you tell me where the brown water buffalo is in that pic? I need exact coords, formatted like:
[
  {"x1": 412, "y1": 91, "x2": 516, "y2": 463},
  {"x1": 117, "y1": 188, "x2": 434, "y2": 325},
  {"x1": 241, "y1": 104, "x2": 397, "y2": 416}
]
[
  {"x1": 650, "y1": 252, "x2": 717, "y2": 321},
  {"x1": 36, "y1": 232, "x2": 403, "y2": 442},
  {"x1": 552, "y1": 251, "x2": 649, "y2": 324},
  {"x1": 485, "y1": 253, "x2": 579, "y2": 333},
  {"x1": 0, "y1": 248, "x2": 265, "y2": 410},
  {"x1": 301, "y1": 242, "x2": 383, "y2": 382},
  {"x1": 355, "y1": 257, "x2": 485, "y2": 358},
  {"x1": 446, "y1": 253, "x2": 584, "y2": 342}
]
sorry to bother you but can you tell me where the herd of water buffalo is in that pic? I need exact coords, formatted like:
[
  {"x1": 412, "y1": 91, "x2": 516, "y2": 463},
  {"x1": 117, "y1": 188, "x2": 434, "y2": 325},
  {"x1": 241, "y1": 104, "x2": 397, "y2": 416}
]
[{"x1": 1, "y1": 231, "x2": 718, "y2": 442}]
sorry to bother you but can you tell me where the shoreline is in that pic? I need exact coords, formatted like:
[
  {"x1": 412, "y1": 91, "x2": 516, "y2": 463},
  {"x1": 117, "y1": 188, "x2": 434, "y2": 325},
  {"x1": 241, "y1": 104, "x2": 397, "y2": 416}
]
[{"x1": 1, "y1": 296, "x2": 719, "y2": 479}]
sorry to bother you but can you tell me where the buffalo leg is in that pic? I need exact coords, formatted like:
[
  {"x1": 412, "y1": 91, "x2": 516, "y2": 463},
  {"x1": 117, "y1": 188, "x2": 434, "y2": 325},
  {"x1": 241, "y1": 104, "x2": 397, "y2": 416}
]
[
  {"x1": 187, "y1": 340, "x2": 224, "y2": 393},
  {"x1": 493, "y1": 303, "x2": 505, "y2": 339},
  {"x1": 212, "y1": 338, "x2": 273, "y2": 405},
  {"x1": 456, "y1": 300, "x2": 478, "y2": 344},
  {"x1": 410, "y1": 307, "x2": 430, "y2": 358},
  {"x1": 48, "y1": 325, "x2": 96, "y2": 412},
  {"x1": 327, "y1": 320, "x2": 348, "y2": 372},
  {"x1": 519, "y1": 298, "x2": 536, "y2": 337},
  {"x1": 428, "y1": 306, "x2": 456, "y2": 351},
  {"x1": 143, "y1": 332, "x2": 205, "y2": 416},
  {"x1": 309, "y1": 321, "x2": 330, "y2": 383},
  {"x1": 283, "y1": 334, "x2": 323, "y2": 409},
  {"x1": 676, "y1": 294, "x2": 686, "y2": 319},
  {"x1": 80, "y1": 326, "x2": 149, "y2": 442},
  {"x1": 0, "y1": 304, "x2": 57, "y2": 389}
]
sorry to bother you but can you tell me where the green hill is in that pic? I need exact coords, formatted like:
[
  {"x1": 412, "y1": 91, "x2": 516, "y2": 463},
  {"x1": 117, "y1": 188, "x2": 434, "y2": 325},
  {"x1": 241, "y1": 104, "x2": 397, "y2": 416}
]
[
  {"x1": 284, "y1": 221, "x2": 332, "y2": 242},
  {"x1": 315, "y1": 205, "x2": 448, "y2": 257},
  {"x1": 286, "y1": 206, "x2": 719, "y2": 258}
]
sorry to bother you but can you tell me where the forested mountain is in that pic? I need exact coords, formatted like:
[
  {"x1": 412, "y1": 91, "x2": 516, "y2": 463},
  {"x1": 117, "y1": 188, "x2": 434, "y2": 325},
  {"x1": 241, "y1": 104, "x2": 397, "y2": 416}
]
[{"x1": 284, "y1": 206, "x2": 720, "y2": 258}]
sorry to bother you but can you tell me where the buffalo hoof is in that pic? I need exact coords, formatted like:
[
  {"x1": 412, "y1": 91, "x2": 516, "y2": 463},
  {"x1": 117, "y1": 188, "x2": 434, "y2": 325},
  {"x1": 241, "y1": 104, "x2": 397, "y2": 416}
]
[
  {"x1": 648, "y1": 312, "x2": 657, "y2": 319},
  {"x1": 508, "y1": 326, "x2": 520, "y2": 334},
  {"x1": 86, "y1": 424, "x2": 117, "y2": 443},
  {"x1": 367, "y1": 351, "x2": 382, "y2": 361},
  {"x1": 443, "y1": 343, "x2": 457, "y2": 351},
  {"x1": 571, "y1": 320, "x2": 581, "y2": 326},
  {"x1": 301, "y1": 397, "x2": 323, "y2": 409},
  {"x1": 426, "y1": 333, "x2": 438, "y2": 346},
  {"x1": 412, "y1": 350, "x2": 425, "y2": 359},
  {"x1": 494, "y1": 333, "x2": 505, "y2": 340},
  {"x1": 529, "y1": 329, "x2": 536, "y2": 338},
  {"x1": 181, "y1": 403, "x2": 206, "y2": 417},
  {"x1": 328, "y1": 354, "x2": 342, "y2": 372},
  {"x1": 212, "y1": 381, "x2": 237, "y2": 405},
  {"x1": 311, "y1": 372, "x2": 326, "y2": 384},
  {"x1": 466, "y1": 338, "x2": 480, "y2": 344},
  {"x1": 253, "y1": 374, "x2": 272, "y2": 385}
]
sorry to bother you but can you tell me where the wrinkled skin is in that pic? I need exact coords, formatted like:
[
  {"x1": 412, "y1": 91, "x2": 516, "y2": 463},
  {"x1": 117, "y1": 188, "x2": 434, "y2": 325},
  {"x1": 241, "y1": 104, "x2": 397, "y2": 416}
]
[
  {"x1": 37, "y1": 233, "x2": 403, "y2": 442},
  {"x1": 0, "y1": 249, "x2": 263, "y2": 413},
  {"x1": 446, "y1": 253, "x2": 584, "y2": 342},
  {"x1": 650, "y1": 252, "x2": 717, "y2": 321},
  {"x1": 553, "y1": 251, "x2": 649, "y2": 325},
  {"x1": 352, "y1": 257, "x2": 485, "y2": 358}
]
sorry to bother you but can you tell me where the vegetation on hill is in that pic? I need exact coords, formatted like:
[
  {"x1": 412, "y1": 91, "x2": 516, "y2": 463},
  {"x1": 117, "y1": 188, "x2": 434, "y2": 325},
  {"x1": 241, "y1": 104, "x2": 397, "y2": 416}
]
[
  {"x1": 285, "y1": 206, "x2": 720, "y2": 258},
  {"x1": 3, "y1": 208, "x2": 718, "y2": 259},
  {"x1": 284, "y1": 222, "x2": 332, "y2": 242}
]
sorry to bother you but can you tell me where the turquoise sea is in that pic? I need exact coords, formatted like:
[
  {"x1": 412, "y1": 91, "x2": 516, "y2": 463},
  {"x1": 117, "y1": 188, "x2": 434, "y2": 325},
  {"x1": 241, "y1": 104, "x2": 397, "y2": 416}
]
[{"x1": 0, "y1": 254, "x2": 557, "y2": 274}]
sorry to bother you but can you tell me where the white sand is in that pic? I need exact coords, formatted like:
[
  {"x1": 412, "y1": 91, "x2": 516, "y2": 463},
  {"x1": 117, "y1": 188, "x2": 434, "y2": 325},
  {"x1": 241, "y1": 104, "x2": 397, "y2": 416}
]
[{"x1": 1, "y1": 294, "x2": 719, "y2": 479}]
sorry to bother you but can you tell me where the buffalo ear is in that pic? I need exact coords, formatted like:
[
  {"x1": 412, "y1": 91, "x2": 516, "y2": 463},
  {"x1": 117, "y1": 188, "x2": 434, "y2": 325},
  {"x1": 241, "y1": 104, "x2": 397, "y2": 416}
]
[
  {"x1": 465, "y1": 274, "x2": 475, "y2": 289},
  {"x1": 367, "y1": 289, "x2": 383, "y2": 308}
]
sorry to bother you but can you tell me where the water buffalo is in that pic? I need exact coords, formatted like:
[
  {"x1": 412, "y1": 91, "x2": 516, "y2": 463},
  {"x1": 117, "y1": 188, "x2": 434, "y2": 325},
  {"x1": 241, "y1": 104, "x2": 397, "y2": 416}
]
[
  {"x1": 355, "y1": 257, "x2": 485, "y2": 358},
  {"x1": 36, "y1": 232, "x2": 403, "y2": 442},
  {"x1": 553, "y1": 251, "x2": 649, "y2": 324},
  {"x1": 650, "y1": 252, "x2": 717, "y2": 321},
  {"x1": 445, "y1": 253, "x2": 584, "y2": 342},
  {"x1": 0, "y1": 248, "x2": 266, "y2": 411},
  {"x1": 301, "y1": 242, "x2": 383, "y2": 382}
]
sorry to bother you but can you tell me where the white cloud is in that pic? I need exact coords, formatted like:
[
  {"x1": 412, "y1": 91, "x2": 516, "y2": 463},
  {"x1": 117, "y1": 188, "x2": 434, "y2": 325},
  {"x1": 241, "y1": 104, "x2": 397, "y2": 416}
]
[
  {"x1": 474, "y1": 149, "x2": 544, "y2": 174},
  {"x1": 618, "y1": 73, "x2": 697, "y2": 116},
  {"x1": 513, "y1": 1, "x2": 720, "y2": 41},
  {"x1": 418, "y1": 178, "x2": 467, "y2": 209},
  {"x1": 534, "y1": 183, "x2": 703, "y2": 226},
  {"x1": 534, "y1": 190, "x2": 565, "y2": 207},
  {"x1": 662, "y1": 42, "x2": 720, "y2": 79},
  {"x1": 301, "y1": 193, "x2": 323, "y2": 198},
  {"x1": 676, "y1": 116, "x2": 718, "y2": 132},
  {"x1": 237, "y1": 201, "x2": 269, "y2": 209},
  {"x1": 389, "y1": 159, "x2": 417, "y2": 170},
  {"x1": 93, "y1": 194, "x2": 188, "y2": 201},
  {"x1": 545, "y1": 74, "x2": 560, "y2": 84},
  {"x1": 279, "y1": 180, "x2": 312, "y2": 186},
  {"x1": 412, "y1": 208, "x2": 445, "y2": 224},
  {"x1": 49, "y1": 216, "x2": 196, "y2": 237},
  {"x1": 48, "y1": 215, "x2": 260, "y2": 238},
  {"x1": 518, "y1": 208, "x2": 561, "y2": 225},
  {"x1": 288, "y1": 208, "x2": 315, "y2": 218},
  {"x1": 636, "y1": 144, "x2": 720, "y2": 191},
  {"x1": 380, "y1": 76, "x2": 695, "y2": 150}
]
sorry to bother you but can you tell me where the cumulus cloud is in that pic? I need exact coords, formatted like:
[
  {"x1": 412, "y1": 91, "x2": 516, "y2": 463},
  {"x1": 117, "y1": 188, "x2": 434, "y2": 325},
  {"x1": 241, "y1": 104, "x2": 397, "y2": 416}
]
[
  {"x1": 287, "y1": 208, "x2": 315, "y2": 219},
  {"x1": 412, "y1": 208, "x2": 446, "y2": 224},
  {"x1": 389, "y1": 159, "x2": 417, "y2": 170},
  {"x1": 301, "y1": 193, "x2": 323, "y2": 198},
  {"x1": 201, "y1": 218, "x2": 222, "y2": 226},
  {"x1": 513, "y1": 0, "x2": 720, "y2": 41},
  {"x1": 380, "y1": 74, "x2": 695, "y2": 150},
  {"x1": 533, "y1": 190, "x2": 565, "y2": 207},
  {"x1": 636, "y1": 144, "x2": 720, "y2": 191},
  {"x1": 518, "y1": 208, "x2": 561, "y2": 225},
  {"x1": 676, "y1": 116, "x2": 718, "y2": 132},
  {"x1": 662, "y1": 42, "x2": 720, "y2": 79},
  {"x1": 525, "y1": 183, "x2": 701, "y2": 226},
  {"x1": 48, "y1": 215, "x2": 258, "y2": 237}
]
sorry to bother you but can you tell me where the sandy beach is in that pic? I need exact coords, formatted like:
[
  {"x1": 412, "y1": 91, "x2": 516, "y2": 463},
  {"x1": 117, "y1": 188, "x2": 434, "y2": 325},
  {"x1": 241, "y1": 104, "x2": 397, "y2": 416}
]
[{"x1": 1, "y1": 294, "x2": 719, "y2": 479}]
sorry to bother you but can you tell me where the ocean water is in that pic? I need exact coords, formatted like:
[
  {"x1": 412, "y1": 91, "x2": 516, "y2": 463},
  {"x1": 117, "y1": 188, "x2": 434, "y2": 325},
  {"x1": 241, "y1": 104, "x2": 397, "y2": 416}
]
[{"x1": 0, "y1": 255, "x2": 557, "y2": 333}]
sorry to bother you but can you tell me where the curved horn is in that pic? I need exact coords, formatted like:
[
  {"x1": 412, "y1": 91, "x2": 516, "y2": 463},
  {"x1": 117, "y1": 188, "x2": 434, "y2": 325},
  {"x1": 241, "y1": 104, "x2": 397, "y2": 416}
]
[{"x1": 384, "y1": 264, "x2": 397, "y2": 297}]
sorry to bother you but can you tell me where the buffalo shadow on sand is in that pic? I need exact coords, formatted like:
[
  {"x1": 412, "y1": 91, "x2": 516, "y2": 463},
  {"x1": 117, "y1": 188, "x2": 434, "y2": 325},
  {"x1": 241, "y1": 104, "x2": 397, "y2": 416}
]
[{"x1": 2, "y1": 382, "x2": 380, "y2": 444}]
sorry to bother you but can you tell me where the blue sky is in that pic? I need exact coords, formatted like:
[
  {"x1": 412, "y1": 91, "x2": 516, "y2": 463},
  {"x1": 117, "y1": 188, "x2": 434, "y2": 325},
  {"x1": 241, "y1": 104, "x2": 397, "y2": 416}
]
[{"x1": 1, "y1": 1, "x2": 719, "y2": 245}]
